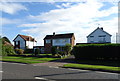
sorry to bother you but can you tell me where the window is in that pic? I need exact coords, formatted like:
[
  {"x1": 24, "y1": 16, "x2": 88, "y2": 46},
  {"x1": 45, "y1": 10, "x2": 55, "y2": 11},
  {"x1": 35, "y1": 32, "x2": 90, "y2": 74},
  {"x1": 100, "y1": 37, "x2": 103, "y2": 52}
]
[
  {"x1": 55, "y1": 39, "x2": 60, "y2": 43},
  {"x1": 62, "y1": 39, "x2": 68, "y2": 43},
  {"x1": 46, "y1": 39, "x2": 51, "y2": 43},
  {"x1": 98, "y1": 35, "x2": 106, "y2": 37},
  {"x1": 16, "y1": 41, "x2": 18, "y2": 45},
  {"x1": 90, "y1": 36, "x2": 94, "y2": 37}
]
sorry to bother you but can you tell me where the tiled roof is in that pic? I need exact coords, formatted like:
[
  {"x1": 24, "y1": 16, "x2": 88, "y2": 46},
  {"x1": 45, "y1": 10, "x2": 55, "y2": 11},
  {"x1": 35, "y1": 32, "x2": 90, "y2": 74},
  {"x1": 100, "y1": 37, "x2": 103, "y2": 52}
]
[
  {"x1": 87, "y1": 27, "x2": 112, "y2": 38},
  {"x1": 13, "y1": 34, "x2": 37, "y2": 42},
  {"x1": 44, "y1": 33, "x2": 74, "y2": 39}
]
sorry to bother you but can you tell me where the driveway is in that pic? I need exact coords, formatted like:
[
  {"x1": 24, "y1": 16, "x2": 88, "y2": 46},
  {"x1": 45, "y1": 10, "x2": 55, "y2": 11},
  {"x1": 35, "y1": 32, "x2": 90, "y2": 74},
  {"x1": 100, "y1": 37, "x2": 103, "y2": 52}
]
[{"x1": 1, "y1": 62, "x2": 119, "y2": 80}]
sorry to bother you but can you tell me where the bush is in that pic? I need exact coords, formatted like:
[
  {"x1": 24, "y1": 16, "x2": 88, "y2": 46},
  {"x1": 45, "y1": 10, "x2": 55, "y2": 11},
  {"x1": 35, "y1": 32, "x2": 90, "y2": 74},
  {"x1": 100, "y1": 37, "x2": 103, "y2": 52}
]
[
  {"x1": 34, "y1": 48, "x2": 40, "y2": 56},
  {"x1": 24, "y1": 49, "x2": 34, "y2": 54},
  {"x1": 63, "y1": 44, "x2": 72, "y2": 55},
  {"x1": 15, "y1": 49, "x2": 24, "y2": 55},
  {"x1": 51, "y1": 46, "x2": 57, "y2": 56},
  {"x1": 72, "y1": 44, "x2": 120, "y2": 60},
  {"x1": 2, "y1": 45, "x2": 16, "y2": 56}
]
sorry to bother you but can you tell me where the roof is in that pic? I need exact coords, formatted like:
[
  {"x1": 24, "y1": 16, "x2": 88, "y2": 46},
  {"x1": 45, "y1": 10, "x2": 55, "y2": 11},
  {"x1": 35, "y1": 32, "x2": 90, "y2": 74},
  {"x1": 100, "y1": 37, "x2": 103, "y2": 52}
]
[
  {"x1": 87, "y1": 27, "x2": 112, "y2": 38},
  {"x1": 13, "y1": 34, "x2": 37, "y2": 42},
  {"x1": 44, "y1": 33, "x2": 75, "y2": 40}
]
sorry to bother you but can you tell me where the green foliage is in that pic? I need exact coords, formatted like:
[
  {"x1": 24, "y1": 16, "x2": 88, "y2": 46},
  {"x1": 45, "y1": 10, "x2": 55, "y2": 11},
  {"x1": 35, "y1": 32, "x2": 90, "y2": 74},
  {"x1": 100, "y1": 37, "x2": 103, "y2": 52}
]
[
  {"x1": 63, "y1": 44, "x2": 72, "y2": 55},
  {"x1": 2, "y1": 45, "x2": 16, "y2": 56},
  {"x1": 1, "y1": 37, "x2": 16, "y2": 56},
  {"x1": 34, "y1": 48, "x2": 40, "y2": 56},
  {"x1": 24, "y1": 49, "x2": 34, "y2": 54},
  {"x1": 2, "y1": 37, "x2": 11, "y2": 44},
  {"x1": 15, "y1": 49, "x2": 24, "y2": 55},
  {"x1": 72, "y1": 44, "x2": 120, "y2": 60},
  {"x1": 51, "y1": 46, "x2": 57, "y2": 56}
]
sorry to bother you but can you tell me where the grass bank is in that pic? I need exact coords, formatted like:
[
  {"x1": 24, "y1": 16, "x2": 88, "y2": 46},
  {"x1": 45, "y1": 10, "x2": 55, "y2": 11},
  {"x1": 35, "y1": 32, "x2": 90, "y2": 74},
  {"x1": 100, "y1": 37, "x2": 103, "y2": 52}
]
[
  {"x1": 1, "y1": 56, "x2": 60, "y2": 64},
  {"x1": 63, "y1": 63, "x2": 120, "y2": 73}
]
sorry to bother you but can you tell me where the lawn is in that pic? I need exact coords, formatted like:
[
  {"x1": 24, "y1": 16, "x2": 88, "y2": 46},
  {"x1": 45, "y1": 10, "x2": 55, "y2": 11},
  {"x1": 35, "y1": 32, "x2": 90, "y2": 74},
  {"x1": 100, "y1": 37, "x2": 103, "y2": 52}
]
[
  {"x1": 1, "y1": 56, "x2": 60, "y2": 64},
  {"x1": 63, "y1": 63, "x2": 120, "y2": 72}
]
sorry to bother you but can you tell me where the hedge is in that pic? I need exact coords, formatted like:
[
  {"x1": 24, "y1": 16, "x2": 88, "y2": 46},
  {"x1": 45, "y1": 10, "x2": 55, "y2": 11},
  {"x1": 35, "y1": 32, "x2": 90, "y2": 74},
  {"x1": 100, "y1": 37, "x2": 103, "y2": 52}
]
[{"x1": 72, "y1": 44, "x2": 120, "y2": 60}]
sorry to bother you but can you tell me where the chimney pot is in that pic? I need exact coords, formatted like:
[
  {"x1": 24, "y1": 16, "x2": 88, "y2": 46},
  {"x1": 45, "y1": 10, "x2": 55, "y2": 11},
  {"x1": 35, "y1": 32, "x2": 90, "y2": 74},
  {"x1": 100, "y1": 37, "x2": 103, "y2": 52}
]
[
  {"x1": 101, "y1": 27, "x2": 103, "y2": 30},
  {"x1": 53, "y1": 32, "x2": 55, "y2": 36}
]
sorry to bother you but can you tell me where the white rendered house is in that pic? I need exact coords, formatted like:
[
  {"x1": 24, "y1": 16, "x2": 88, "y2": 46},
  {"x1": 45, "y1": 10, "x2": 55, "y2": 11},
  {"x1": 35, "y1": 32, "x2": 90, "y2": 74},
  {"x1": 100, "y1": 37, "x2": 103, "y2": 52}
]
[
  {"x1": 87, "y1": 27, "x2": 112, "y2": 43},
  {"x1": 13, "y1": 34, "x2": 37, "y2": 49}
]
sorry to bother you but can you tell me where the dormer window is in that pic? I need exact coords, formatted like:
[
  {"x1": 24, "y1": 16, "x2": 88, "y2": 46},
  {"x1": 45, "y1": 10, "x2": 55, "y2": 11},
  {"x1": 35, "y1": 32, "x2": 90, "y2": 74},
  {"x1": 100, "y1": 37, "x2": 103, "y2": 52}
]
[{"x1": 46, "y1": 39, "x2": 51, "y2": 43}]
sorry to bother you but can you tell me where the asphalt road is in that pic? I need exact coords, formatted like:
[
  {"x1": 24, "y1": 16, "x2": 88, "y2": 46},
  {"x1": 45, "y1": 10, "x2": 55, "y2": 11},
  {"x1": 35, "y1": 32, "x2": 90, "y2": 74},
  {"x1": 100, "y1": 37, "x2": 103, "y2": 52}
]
[{"x1": 1, "y1": 62, "x2": 119, "y2": 80}]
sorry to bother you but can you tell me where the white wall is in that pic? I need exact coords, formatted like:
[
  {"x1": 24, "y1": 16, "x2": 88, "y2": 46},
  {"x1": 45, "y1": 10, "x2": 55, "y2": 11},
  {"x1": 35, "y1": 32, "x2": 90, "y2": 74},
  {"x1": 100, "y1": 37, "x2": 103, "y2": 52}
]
[
  {"x1": 52, "y1": 38, "x2": 70, "y2": 46},
  {"x1": 26, "y1": 41, "x2": 36, "y2": 49},
  {"x1": 87, "y1": 29, "x2": 111, "y2": 43},
  {"x1": 14, "y1": 36, "x2": 25, "y2": 49}
]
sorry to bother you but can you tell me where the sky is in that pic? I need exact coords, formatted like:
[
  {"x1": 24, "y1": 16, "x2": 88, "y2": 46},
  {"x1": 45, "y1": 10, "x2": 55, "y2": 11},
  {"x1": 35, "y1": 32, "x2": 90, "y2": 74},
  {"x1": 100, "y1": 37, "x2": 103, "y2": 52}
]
[{"x1": 0, "y1": 0, "x2": 119, "y2": 45}]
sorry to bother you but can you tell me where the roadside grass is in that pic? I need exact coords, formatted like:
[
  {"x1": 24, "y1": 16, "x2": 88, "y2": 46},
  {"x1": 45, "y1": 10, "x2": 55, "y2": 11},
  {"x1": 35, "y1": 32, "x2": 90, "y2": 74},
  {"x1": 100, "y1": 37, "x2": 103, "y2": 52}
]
[
  {"x1": 1, "y1": 59, "x2": 44, "y2": 64},
  {"x1": 63, "y1": 63, "x2": 120, "y2": 72},
  {"x1": 1, "y1": 56, "x2": 60, "y2": 64}
]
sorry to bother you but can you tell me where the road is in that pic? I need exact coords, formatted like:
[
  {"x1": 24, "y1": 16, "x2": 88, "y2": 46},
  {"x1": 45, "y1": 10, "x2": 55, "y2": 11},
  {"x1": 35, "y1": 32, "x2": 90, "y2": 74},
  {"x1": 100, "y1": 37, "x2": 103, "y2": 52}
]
[{"x1": 1, "y1": 62, "x2": 119, "y2": 80}]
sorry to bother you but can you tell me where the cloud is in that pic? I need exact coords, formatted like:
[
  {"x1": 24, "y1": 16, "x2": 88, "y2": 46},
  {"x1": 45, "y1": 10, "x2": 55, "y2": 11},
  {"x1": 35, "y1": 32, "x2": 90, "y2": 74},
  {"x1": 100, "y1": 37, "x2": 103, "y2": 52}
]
[
  {"x1": 0, "y1": 2, "x2": 27, "y2": 14},
  {"x1": 0, "y1": 17, "x2": 24, "y2": 25},
  {"x1": 18, "y1": 1, "x2": 118, "y2": 45}
]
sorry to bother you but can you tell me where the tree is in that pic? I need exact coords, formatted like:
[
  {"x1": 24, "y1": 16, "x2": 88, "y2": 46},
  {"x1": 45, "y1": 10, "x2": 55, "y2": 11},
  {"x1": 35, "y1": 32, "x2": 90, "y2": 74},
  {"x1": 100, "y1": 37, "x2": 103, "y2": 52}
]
[{"x1": 2, "y1": 37, "x2": 11, "y2": 44}]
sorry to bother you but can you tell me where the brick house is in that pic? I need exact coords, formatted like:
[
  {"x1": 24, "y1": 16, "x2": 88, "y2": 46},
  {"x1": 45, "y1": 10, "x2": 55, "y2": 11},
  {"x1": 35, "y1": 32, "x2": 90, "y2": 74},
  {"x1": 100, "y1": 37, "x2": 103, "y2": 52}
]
[
  {"x1": 44, "y1": 32, "x2": 75, "y2": 53},
  {"x1": 13, "y1": 34, "x2": 37, "y2": 49}
]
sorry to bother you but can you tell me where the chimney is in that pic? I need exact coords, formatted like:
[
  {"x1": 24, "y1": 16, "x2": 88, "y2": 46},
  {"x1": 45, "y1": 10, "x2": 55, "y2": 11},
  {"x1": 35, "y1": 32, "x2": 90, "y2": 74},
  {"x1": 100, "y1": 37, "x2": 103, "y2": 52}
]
[
  {"x1": 101, "y1": 27, "x2": 103, "y2": 30},
  {"x1": 53, "y1": 32, "x2": 55, "y2": 36}
]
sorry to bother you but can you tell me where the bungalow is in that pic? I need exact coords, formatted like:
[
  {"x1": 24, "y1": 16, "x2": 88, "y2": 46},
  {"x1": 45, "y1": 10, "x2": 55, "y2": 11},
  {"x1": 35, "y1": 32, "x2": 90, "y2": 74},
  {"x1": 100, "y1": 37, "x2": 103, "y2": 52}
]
[
  {"x1": 44, "y1": 32, "x2": 75, "y2": 53},
  {"x1": 87, "y1": 27, "x2": 112, "y2": 43},
  {"x1": 13, "y1": 34, "x2": 37, "y2": 49}
]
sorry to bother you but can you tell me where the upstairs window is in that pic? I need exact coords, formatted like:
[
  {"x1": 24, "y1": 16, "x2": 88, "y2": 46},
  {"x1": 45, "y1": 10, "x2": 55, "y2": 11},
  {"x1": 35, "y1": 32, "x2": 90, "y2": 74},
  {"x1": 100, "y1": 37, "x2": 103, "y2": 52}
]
[
  {"x1": 46, "y1": 39, "x2": 51, "y2": 43},
  {"x1": 90, "y1": 36, "x2": 94, "y2": 37},
  {"x1": 98, "y1": 35, "x2": 106, "y2": 37}
]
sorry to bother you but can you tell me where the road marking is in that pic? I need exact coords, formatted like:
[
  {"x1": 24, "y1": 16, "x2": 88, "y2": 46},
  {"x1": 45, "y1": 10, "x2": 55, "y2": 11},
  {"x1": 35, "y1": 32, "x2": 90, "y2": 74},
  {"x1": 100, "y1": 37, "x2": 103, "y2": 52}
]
[
  {"x1": 35, "y1": 77, "x2": 55, "y2": 81},
  {"x1": 68, "y1": 68, "x2": 90, "y2": 71},
  {"x1": 49, "y1": 66, "x2": 59, "y2": 68},
  {"x1": 0, "y1": 71, "x2": 3, "y2": 73},
  {"x1": 95, "y1": 71, "x2": 119, "y2": 75},
  {"x1": 2, "y1": 62, "x2": 27, "y2": 65}
]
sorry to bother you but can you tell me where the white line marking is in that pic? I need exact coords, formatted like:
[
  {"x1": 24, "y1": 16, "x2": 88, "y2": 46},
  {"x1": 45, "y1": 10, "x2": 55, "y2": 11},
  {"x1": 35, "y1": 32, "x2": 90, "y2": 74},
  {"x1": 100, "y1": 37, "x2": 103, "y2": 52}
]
[
  {"x1": 68, "y1": 68, "x2": 90, "y2": 71},
  {"x1": 35, "y1": 77, "x2": 55, "y2": 81},
  {"x1": 0, "y1": 71, "x2": 3, "y2": 73},
  {"x1": 95, "y1": 71, "x2": 119, "y2": 75},
  {"x1": 49, "y1": 66, "x2": 59, "y2": 68}
]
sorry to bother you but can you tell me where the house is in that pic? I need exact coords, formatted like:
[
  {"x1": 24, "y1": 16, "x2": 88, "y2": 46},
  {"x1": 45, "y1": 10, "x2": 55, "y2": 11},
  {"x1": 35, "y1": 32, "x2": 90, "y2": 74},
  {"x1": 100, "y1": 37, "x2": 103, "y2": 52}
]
[
  {"x1": 87, "y1": 27, "x2": 112, "y2": 43},
  {"x1": 33, "y1": 46, "x2": 44, "y2": 54},
  {"x1": 13, "y1": 34, "x2": 37, "y2": 49},
  {"x1": 116, "y1": 33, "x2": 120, "y2": 43},
  {"x1": 44, "y1": 32, "x2": 75, "y2": 53}
]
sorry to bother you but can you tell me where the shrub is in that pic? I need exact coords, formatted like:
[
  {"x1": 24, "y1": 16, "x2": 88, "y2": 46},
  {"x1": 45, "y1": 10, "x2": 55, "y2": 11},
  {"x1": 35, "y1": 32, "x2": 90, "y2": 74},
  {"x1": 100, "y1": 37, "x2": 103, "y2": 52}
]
[
  {"x1": 34, "y1": 48, "x2": 40, "y2": 56},
  {"x1": 51, "y1": 46, "x2": 57, "y2": 56},
  {"x1": 15, "y1": 49, "x2": 24, "y2": 55},
  {"x1": 72, "y1": 44, "x2": 120, "y2": 60},
  {"x1": 2, "y1": 45, "x2": 16, "y2": 56},
  {"x1": 63, "y1": 44, "x2": 72, "y2": 55},
  {"x1": 24, "y1": 49, "x2": 34, "y2": 54}
]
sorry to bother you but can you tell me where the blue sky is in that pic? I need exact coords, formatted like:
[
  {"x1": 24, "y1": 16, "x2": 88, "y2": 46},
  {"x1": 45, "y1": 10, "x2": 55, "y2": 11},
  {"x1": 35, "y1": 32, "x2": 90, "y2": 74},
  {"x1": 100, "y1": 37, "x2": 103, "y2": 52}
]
[{"x1": 0, "y1": 0, "x2": 118, "y2": 45}]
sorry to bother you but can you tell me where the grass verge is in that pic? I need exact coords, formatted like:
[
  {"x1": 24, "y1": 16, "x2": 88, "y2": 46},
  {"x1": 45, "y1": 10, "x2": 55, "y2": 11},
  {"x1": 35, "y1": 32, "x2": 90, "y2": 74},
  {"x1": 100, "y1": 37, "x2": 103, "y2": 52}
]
[
  {"x1": 63, "y1": 63, "x2": 120, "y2": 72},
  {"x1": 1, "y1": 56, "x2": 60, "y2": 64}
]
